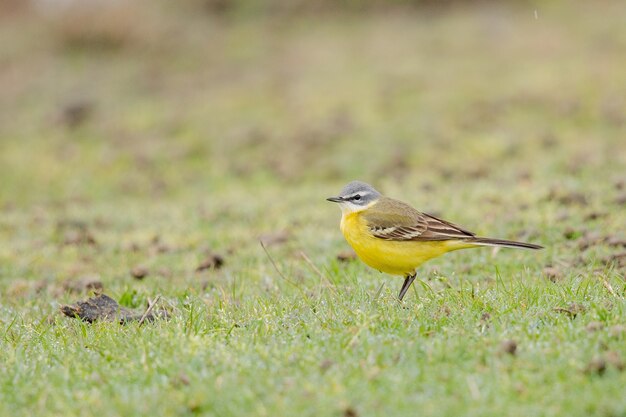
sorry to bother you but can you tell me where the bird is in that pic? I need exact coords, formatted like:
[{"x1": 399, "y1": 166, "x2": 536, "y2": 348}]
[{"x1": 327, "y1": 181, "x2": 543, "y2": 300}]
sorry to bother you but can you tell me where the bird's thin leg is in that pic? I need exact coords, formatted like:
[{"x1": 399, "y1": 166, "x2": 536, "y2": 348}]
[{"x1": 398, "y1": 273, "x2": 416, "y2": 301}]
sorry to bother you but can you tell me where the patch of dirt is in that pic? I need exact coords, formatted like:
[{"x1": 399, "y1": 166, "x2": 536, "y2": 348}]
[
  {"x1": 343, "y1": 407, "x2": 358, "y2": 417},
  {"x1": 585, "y1": 352, "x2": 624, "y2": 375},
  {"x1": 584, "y1": 212, "x2": 606, "y2": 221},
  {"x1": 584, "y1": 356, "x2": 607, "y2": 375},
  {"x1": 336, "y1": 250, "x2": 357, "y2": 262},
  {"x1": 606, "y1": 237, "x2": 626, "y2": 248},
  {"x1": 57, "y1": 220, "x2": 97, "y2": 246},
  {"x1": 500, "y1": 339, "x2": 517, "y2": 355},
  {"x1": 156, "y1": 267, "x2": 172, "y2": 278},
  {"x1": 60, "y1": 99, "x2": 94, "y2": 129},
  {"x1": 60, "y1": 294, "x2": 168, "y2": 324},
  {"x1": 585, "y1": 321, "x2": 604, "y2": 333},
  {"x1": 131, "y1": 265, "x2": 149, "y2": 280},
  {"x1": 259, "y1": 231, "x2": 291, "y2": 247},
  {"x1": 319, "y1": 359, "x2": 334, "y2": 372},
  {"x1": 577, "y1": 231, "x2": 603, "y2": 251},
  {"x1": 543, "y1": 266, "x2": 563, "y2": 282},
  {"x1": 571, "y1": 231, "x2": 626, "y2": 252},
  {"x1": 149, "y1": 235, "x2": 172, "y2": 255},
  {"x1": 605, "y1": 351, "x2": 624, "y2": 371},
  {"x1": 196, "y1": 253, "x2": 224, "y2": 272},
  {"x1": 546, "y1": 188, "x2": 588, "y2": 206},
  {"x1": 602, "y1": 252, "x2": 626, "y2": 269}
]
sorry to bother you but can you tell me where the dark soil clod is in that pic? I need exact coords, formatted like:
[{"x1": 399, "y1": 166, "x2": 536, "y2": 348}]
[
  {"x1": 500, "y1": 339, "x2": 518, "y2": 355},
  {"x1": 336, "y1": 250, "x2": 357, "y2": 262},
  {"x1": 584, "y1": 356, "x2": 607, "y2": 375},
  {"x1": 60, "y1": 294, "x2": 168, "y2": 324},
  {"x1": 61, "y1": 99, "x2": 94, "y2": 128},
  {"x1": 57, "y1": 220, "x2": 97, "y2": 246},
  {"x1": 547, "y1": 189, "x2": 588, "y2": 206},
  {"x1": 196, "y1": 253, "x2": 225, "y2": 272},
  {"x1": 343, "y1": 407, "x2": 358, "y2": 417},
  {"x1": 584, "y1": 212, "x2": 606, "y2": 221},
  {"x1": 131, "y1": 266, "x2": 149, "y2": 280}
]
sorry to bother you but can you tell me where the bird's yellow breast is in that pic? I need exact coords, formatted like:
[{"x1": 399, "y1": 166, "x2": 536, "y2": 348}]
[{"x1": 340, "y1": 211, "x2": 471, "y2": 276}]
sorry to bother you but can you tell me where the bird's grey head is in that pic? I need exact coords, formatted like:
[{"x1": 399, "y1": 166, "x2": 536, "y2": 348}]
[{"x1": 327, "y1": 181, "x2": 382, "y2": 213}]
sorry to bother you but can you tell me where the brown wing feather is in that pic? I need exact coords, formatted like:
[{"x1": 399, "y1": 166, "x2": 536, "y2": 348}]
[
  {"x1": 363, "y1": 197, "x2": 475, "y2": 242},
  {"x1": 419, "y1": 212, "x2": 475, "y2": 240}
]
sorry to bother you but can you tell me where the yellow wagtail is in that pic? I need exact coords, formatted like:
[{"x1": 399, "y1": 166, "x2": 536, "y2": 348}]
[{"x1": 327, "y1": 181, "x2": 543, "y2": 300}]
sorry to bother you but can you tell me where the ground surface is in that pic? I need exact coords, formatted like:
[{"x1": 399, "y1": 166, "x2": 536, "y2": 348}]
[{"x1": 1, "y1": 2, "x2": 625, "y2": 416}]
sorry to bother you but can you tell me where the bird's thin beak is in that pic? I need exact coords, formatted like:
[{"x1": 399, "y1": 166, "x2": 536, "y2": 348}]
[{"x1": 326, "y1": 196, "x2": 344, "y2": 203}]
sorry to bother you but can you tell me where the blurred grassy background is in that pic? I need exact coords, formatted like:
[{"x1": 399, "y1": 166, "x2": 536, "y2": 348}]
[
  {"x1": 1, "y1": 0, "x2": 624, "y2": 202},
  {"x1": 1, "y1": 0, "x2": 625, "y2": 297}
]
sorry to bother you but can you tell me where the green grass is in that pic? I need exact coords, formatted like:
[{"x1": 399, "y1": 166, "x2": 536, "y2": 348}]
[{"x1": 1, "y1": 1, "x2": 626, "y2": 416}]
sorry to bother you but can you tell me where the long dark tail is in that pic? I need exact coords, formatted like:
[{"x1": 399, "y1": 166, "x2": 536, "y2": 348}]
[{"x1": 468, "y1": 237, "x2": 543, "y2": 250}]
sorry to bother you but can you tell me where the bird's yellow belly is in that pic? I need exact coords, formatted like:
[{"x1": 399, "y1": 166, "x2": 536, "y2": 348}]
[{"x1": 340, "y1": 212, "x2": 471, "y2": 276}]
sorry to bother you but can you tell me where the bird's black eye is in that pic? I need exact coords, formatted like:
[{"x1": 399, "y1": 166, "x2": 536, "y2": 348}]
[{"x1": 353, "y1": 194, "x2": 361, "y2": 201}]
